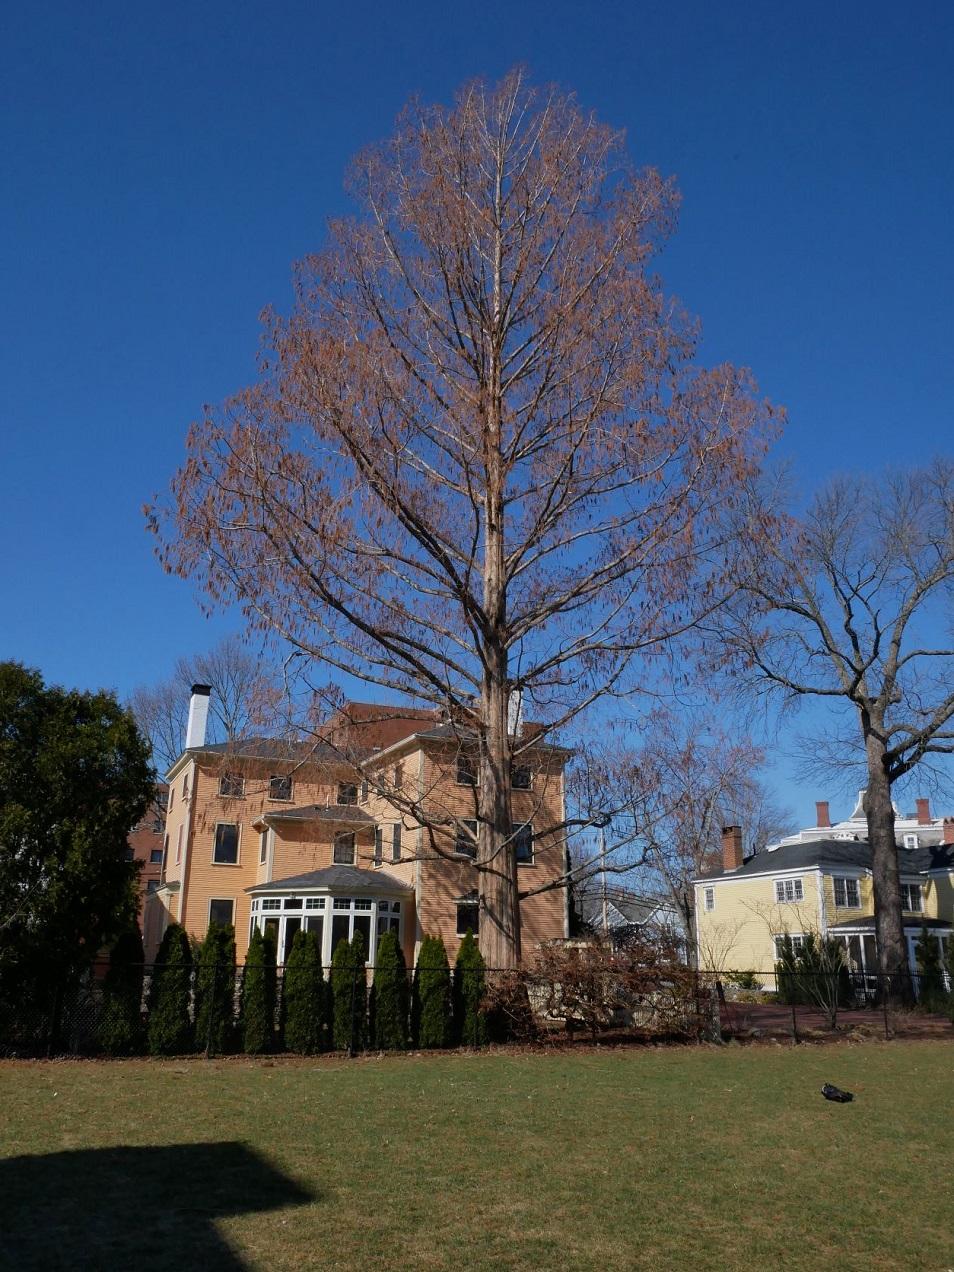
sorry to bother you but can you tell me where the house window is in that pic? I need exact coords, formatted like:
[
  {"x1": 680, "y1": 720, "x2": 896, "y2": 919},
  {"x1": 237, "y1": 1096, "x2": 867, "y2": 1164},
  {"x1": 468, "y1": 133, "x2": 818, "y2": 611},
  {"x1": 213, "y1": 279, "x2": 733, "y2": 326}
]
[
  {"x1": 259, "y1": 830, "x2": 269, "y2": 865},
  {"x1": 377, "y1": 900, "x2": 401, "y2": 939},
  {"x1": 124, "y1": 846, "x2": 135, "y2": 862},
  {"x1": 182, "y1": 774, "x2": 190, "y2": 801},
  {"x1": 514, "y1": 822, "x2": 533, "y2": 865},
  {"x1": 392, "y1": 823, "x2": 402, "y2": 862},
  {"x1": 149, "y1": 848, "x2": 163, "y2": 864},
  {"x1": 703, "y1": 887, "x2": 715, "y2": 912},
  {"x1": 374, "y1": 828, "x2": 383, "y2": 867},
  {"x1": 900, "y1": 883, "x2": 923, "y2": 913},
  {"x1": 333, "y1": 832, "x2": 356, "y2": 865},
  {"x1": 456, "y1": 901, "x2": 480, "y2": 937},
  {"x1": 162, "y1": 835, "x2": 169, "y2": 870},
  {"x1": 774, "y1": 878, "x2": 803, "y2": 904},
  {"x1": 456, "y1": 753, "x2": 478, "y2": 786},
  {"x1": 511, "y1": 764, "x2": 532, "y2": 791},
  {"x1": 261, "y1": 898, "x2": 281, "y2": 911},
  {"x1": 146, "y1": 880, "x2": 160, "y2": 895},
  {"x1": 337, "y1": 782, "x2": 358, "y2": 806},
  {"x1": 455, "y1": 819, "x2": 478, "y2": 859},
  {"x1": 903, "y1": 833, "x2": 920, "y2": 850},
  {"x1": 213, "y1": 823, "x2": 240, "y2": 865},
  {"x1": 176, "y1": 824, "x2": 183, "y2": 864},
  {"x1": 833, "y1": 877, "x2": 861, "y2": 908},
  {"x1": 209, "y1": 898, "x2": 234, "y2": 928},
  {"x1": 360, "y1": 779, "x2": 369, "y2": 804},
  {"x1": 151, "y1": 817, "x2": 164, "y2": 834},
  {"x1": 393, "y1": 764, "x2": 404, "y2": 790},
  {"x1": 773, "y1": 934, "x2": 805, "y2": 959},
  {"x1": 168, "y1": 787, "x2": 175, "y2": 810},
  {"x1": 219, "y1": 771, "x2": 245, "y2": 798},
  {"x1": 269, "y1": 774, "x2": 292, "y2": 802}
]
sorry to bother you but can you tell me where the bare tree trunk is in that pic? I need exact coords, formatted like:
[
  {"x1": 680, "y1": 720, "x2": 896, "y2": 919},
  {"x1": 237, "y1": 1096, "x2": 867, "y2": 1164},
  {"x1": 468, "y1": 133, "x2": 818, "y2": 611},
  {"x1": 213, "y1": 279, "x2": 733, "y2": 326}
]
[
  {"x1": 479, "y1": 662, "x2": 520, "y2": 968},
  {"x1": 864, "y1": 729, "x2": 909, "y2": 996}
]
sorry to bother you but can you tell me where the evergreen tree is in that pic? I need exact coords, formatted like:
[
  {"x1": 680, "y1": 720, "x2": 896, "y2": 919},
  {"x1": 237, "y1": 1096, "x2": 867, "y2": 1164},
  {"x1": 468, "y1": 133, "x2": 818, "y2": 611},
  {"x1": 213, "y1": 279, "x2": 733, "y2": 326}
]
[
  {"x1": 412, "y1": 935, "x2": 451, "y2": 1049},
  {"x1": 372, "y1": 930, "x2": 409, "y2": 1050},
  {"x1": 331, "y1": 931, "x2": 367, "y2": 1052},
  {"x1": 194, "y1": 923, "x2": 236, "y2": 1055},
  {"x1": 915, "y1": 925, "x2": 948, "y2": 1012},
  {"x1": 146, "y1": 923, "x2": 194, "y2": 1055},
  {"x1": 453, "y1": 930, "x2": 487, "y2": 1047},
  {"x1": 241, "y1": 927, "x2": 277, "y2": 1054},
  {"x1": 98, "y1": 925, "x2": 146, "y2": 1055},
  {"x1": 282, "y1": 929, "x2": 324, "y2": 1054}
]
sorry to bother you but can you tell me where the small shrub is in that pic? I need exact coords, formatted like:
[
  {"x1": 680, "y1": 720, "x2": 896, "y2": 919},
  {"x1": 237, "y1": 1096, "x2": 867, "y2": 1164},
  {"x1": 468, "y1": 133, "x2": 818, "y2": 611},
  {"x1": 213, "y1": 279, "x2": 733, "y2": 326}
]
[
  {"x1": 194, "y1": 923, "x2": 236, "y2": 1055},
  {"x1": 282, "y1": 929, "x2": 325, "y2": 1054},
  {"x1": 452, "y1": 931, "x2": 487, "y2": 1047},
  {"x1": 331, "y1": 931, "x2": 368, "y2": 1052},
  {"x1": 98, "y1": 926, "x2": 145, "y2": 1055},
  {"x1": 412, "y1": 935, "x2": 451, "y2": 1048},
  {"x1": 147, "y1": 924, "x2": 194, "y2": 1055},
  {"x1": 240, "y1": 928, "x2": 277, "y2": 1054},
  {"x1": 371, "y1": 930, "x2": 409, "y2": 1050}
]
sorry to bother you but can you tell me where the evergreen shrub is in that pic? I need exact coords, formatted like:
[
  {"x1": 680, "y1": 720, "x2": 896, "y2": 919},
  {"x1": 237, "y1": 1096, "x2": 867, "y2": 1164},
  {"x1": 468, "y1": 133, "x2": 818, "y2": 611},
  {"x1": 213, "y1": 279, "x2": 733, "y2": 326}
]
[
  {"x1": 98, "y1": 925, "x2": 146, "y2": 1055},
  {"x1": 147, "y1": 923, "x2": 194, "y2": 1055},
  {"x1": 372, "y1": 929, "x2": 409, "y2": 1050},
  {"x1": 241, "y1": 927, "x2": 277, "y2": 1054},
  {"x1": 194, "y1": 923, "x2": 236, "y2": 1054},
  {"x1": 283, "y1": 929, "x2": 325, "y2": 1054},
  {"x1": 412, "y1": 935, "x2": 451, "y2": 1048}
]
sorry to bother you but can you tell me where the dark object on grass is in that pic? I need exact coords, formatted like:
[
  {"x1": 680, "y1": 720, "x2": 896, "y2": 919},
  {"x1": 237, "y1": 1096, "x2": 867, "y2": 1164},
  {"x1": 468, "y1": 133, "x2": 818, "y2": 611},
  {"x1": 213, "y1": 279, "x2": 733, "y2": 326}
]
[{"x1": 821, "y1": 1083, "x2": 854, "y2": 1103}]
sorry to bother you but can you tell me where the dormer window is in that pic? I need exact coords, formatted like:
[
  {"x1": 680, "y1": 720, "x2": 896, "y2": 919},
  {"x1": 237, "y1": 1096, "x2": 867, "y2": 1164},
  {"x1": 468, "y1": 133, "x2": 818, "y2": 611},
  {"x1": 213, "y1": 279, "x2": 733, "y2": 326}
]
[
  {"x1": 456, "y1": 753, "x2": 478, "y2": 786},
  {"x1": 903, "y1": 833, "x2": 920, "y2": 850},
  {"x1": 900, "y1": 883, "x2": 923, "y2": 913}
]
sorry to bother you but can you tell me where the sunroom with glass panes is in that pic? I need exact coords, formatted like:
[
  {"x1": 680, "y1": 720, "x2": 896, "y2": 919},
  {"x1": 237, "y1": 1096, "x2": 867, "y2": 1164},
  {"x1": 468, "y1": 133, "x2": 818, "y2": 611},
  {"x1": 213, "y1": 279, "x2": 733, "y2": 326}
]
[{"x1": 246, "y1": 864, "x2": 413, "y2": 966}]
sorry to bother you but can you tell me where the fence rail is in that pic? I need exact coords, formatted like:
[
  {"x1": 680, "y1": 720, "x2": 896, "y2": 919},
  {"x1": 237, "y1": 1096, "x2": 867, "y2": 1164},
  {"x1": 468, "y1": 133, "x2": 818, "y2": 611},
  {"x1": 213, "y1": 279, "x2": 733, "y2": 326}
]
[{"x1": 0, "y1": 959, "x2": 948, "y2": 1058}]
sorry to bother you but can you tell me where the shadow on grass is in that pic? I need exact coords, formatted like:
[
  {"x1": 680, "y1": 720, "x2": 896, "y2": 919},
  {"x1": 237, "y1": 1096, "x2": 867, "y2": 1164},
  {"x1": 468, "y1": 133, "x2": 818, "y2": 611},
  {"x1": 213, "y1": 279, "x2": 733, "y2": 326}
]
[{"x1": 0, "y1": 1141, "x2": 315, "y2": 1270}]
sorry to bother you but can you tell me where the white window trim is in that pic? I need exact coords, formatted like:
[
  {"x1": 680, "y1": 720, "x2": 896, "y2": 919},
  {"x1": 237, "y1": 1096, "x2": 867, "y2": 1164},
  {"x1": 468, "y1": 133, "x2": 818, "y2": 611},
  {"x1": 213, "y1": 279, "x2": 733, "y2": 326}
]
[
  {"x1": 515, "y1": 821, "x2": 534, "y2": 867},
  {"x1": 454, "y1": 818, "x2": 478, "y2": 859},
  {"x1": 833, "y1": 876, "x2": 862, "y2": 909},
  {"x1": 456, "y1": 900, "x2": 480, "y2": 938},
  {"x1": 703, "y1": 886, "x2": 715, "y2": 913},
  {"x1": 212, "y1": 821, "x2": 242, "y2": 866},
  {"x1": 268, "y1": 774, "x2": 293, "y2": 802},
  {"x1": 218, "y1": 772, "x2": 246, "y2": 799},
  {"x1": 773, "y1": 932, "x2": 806, "y2": 958},
  {"x1": 774, "y1": 877, "x2": 804, "y2": 904},
  {"x1": 900, "y1": 882, "x2": 924, "y2": 913},
  {"x1": 250, "y1": 894, "x2": 403, "y2": 966}
]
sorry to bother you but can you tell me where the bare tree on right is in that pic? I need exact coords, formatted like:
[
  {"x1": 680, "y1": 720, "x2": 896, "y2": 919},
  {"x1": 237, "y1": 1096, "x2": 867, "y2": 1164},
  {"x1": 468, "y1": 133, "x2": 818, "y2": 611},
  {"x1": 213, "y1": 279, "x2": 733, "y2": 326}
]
[{"x1": 720, "y1": 464, "x2": 954, "y2": 988}]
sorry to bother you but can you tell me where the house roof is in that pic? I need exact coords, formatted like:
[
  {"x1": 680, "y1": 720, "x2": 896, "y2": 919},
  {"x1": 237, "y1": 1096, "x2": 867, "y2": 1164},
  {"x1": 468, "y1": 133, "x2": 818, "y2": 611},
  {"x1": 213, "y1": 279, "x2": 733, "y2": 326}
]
[
  {"x1": 246, "y1": 865, "x2": 413, "y2": 894},
  {"x1": 578, "y1": 890, "x2": 674, "y2": 930},
  {"x1": 696, "y1": 837, "x2": 954, "y2": 883}
]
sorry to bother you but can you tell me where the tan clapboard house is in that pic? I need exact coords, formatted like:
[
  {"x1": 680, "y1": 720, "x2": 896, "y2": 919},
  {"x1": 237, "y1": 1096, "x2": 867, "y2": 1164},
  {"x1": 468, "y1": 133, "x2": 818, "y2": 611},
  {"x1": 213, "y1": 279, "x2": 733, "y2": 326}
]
[
  {"x1": 145, "y1": 688, "x2": 569, "y2": 967},
  {"x1": 693, "y1": 795, "x2": 954, "y2": 984}
]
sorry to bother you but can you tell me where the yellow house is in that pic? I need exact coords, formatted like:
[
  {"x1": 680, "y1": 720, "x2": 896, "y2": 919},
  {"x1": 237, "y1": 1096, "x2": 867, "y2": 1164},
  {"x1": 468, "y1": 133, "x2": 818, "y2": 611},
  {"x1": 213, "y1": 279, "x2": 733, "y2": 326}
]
[
  {"x1": 693, "y1": 795, "x2": 954, "y2": 985},
  {"x1": 145, "y1": 689, "x2": 570, "y2": 967}
]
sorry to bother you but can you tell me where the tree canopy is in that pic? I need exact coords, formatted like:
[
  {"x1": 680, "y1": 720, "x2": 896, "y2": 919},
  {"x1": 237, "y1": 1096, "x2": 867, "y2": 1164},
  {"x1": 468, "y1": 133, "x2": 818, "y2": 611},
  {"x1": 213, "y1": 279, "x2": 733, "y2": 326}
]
[{"x1": 0, "y1": 661, "x2": 153, "y2": 994}]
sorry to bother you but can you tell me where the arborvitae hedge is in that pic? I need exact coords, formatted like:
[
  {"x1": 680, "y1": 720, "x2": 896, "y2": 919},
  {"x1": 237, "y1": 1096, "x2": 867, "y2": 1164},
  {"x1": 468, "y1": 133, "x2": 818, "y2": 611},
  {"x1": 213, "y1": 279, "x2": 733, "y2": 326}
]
[
  {"x1": 371, "y1": 930, "x2": 409, "y2": 1050},
  {"x1": 915, "y1": 925, "x2": 948, "y2": 1012},
  {"x1": 412, "y1": 935, "x2": 451, "y2": 1048},
  {"x1": 452, "y1": 930, "x2": 487, "y2": 1047},
  {"x1": 98, "y1": 925, "x2": 146, "y2": 1055},
  {"x1": 241, "y1": 927, "x2": 278, "y2": 1054},
  {"x1": 194, "y1": 923, "x2": 236, "y2": 1055},
  {"x1": 331, "y1": 931, "x2": 368, "y2": 1052},
  {"x1": 147, "y1": 923, "x2": 194, "y2": 1055},
  {"x1": 283, "y1": 929, "x2": 324, "y2": 1054}
]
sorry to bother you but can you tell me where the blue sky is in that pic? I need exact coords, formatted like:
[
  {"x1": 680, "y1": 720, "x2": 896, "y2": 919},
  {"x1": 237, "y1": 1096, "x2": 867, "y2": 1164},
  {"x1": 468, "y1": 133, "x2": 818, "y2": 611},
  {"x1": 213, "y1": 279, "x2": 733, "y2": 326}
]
[{"x1": 2, "y1": 1, "x2": 952, "y2": 824}]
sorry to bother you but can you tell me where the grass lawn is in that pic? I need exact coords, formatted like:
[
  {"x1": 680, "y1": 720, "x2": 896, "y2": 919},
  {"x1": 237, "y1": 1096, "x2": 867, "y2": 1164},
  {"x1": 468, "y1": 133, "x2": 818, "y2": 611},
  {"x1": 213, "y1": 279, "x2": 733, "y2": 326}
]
[{"x1": 1, "y1": 1040, "x2": 952, "y2": 1271}]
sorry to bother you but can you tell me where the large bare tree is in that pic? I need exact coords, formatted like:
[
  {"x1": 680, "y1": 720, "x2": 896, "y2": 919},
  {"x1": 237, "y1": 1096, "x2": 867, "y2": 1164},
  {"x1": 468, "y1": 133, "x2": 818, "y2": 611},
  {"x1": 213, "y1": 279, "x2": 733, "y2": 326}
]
[
  {"x1": 150, "y1": 70, "x2": 776, "y2": 966},
  {"x1": 130, "y1": 636, "x2": 281, "y2": 772},
  {"x1": 720, "y1": 465, "x2": 954, "y2": 983}
]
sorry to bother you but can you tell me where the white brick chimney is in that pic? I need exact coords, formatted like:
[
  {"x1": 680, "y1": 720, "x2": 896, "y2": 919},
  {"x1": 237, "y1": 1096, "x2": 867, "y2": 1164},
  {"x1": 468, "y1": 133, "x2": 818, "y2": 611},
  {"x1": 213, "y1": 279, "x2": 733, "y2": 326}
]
[{"x1": 185, "y1": 684, "x2": 212, "y2": 749}]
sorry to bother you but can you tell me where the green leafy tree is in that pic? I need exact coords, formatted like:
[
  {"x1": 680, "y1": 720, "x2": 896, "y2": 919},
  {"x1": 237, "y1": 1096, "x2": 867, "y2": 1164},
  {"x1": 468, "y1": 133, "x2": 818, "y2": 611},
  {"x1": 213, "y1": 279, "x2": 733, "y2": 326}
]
[
  {"x1": 371, "y1": 930, "x2": 409, "y2": 1050},
  {"x1": 331, "y1": 931, "x2": 367, "y2": 1052},
  {"x1": 915, "y1": 926, "x2": 948, "y2": 1013},
  {"x1": 147, "y1": 924, "x2": 194, "y2": 1055},
  {"x1": 412, "y1": 935, "x2": 451, "y2": 1049},
  {"x1": 282, "y1": 929, "x2": 324, "y2": 1054},
  {"x1": 194, "y1": 923, "x2": 236, "y2": 1055},
  {"x1": 98, "y1": 926, "x2": 146, "y2": 1055},
  {"x1": 240, "y1": 927, "x2": 277, "y2": 1054},
  {"x1": 0, "y1": 662, "x2": 153, "y2": 1021},
  {"x1": 453, "y1": 931, "x2": 487, "y2": 1047}
]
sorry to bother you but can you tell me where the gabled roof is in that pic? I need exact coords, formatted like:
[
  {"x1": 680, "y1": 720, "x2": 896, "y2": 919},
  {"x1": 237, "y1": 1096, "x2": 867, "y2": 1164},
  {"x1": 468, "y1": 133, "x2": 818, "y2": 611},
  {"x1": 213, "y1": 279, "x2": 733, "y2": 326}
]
[
  {"x1": 247, "y1": 865, "x2": 412, "y2": 894},
  {"x1": 696, "y1": 837, "x2": 954, "y2": 883},
  {"x1": 578, "y1": 891, "x2": 675, "y2": 930}
]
